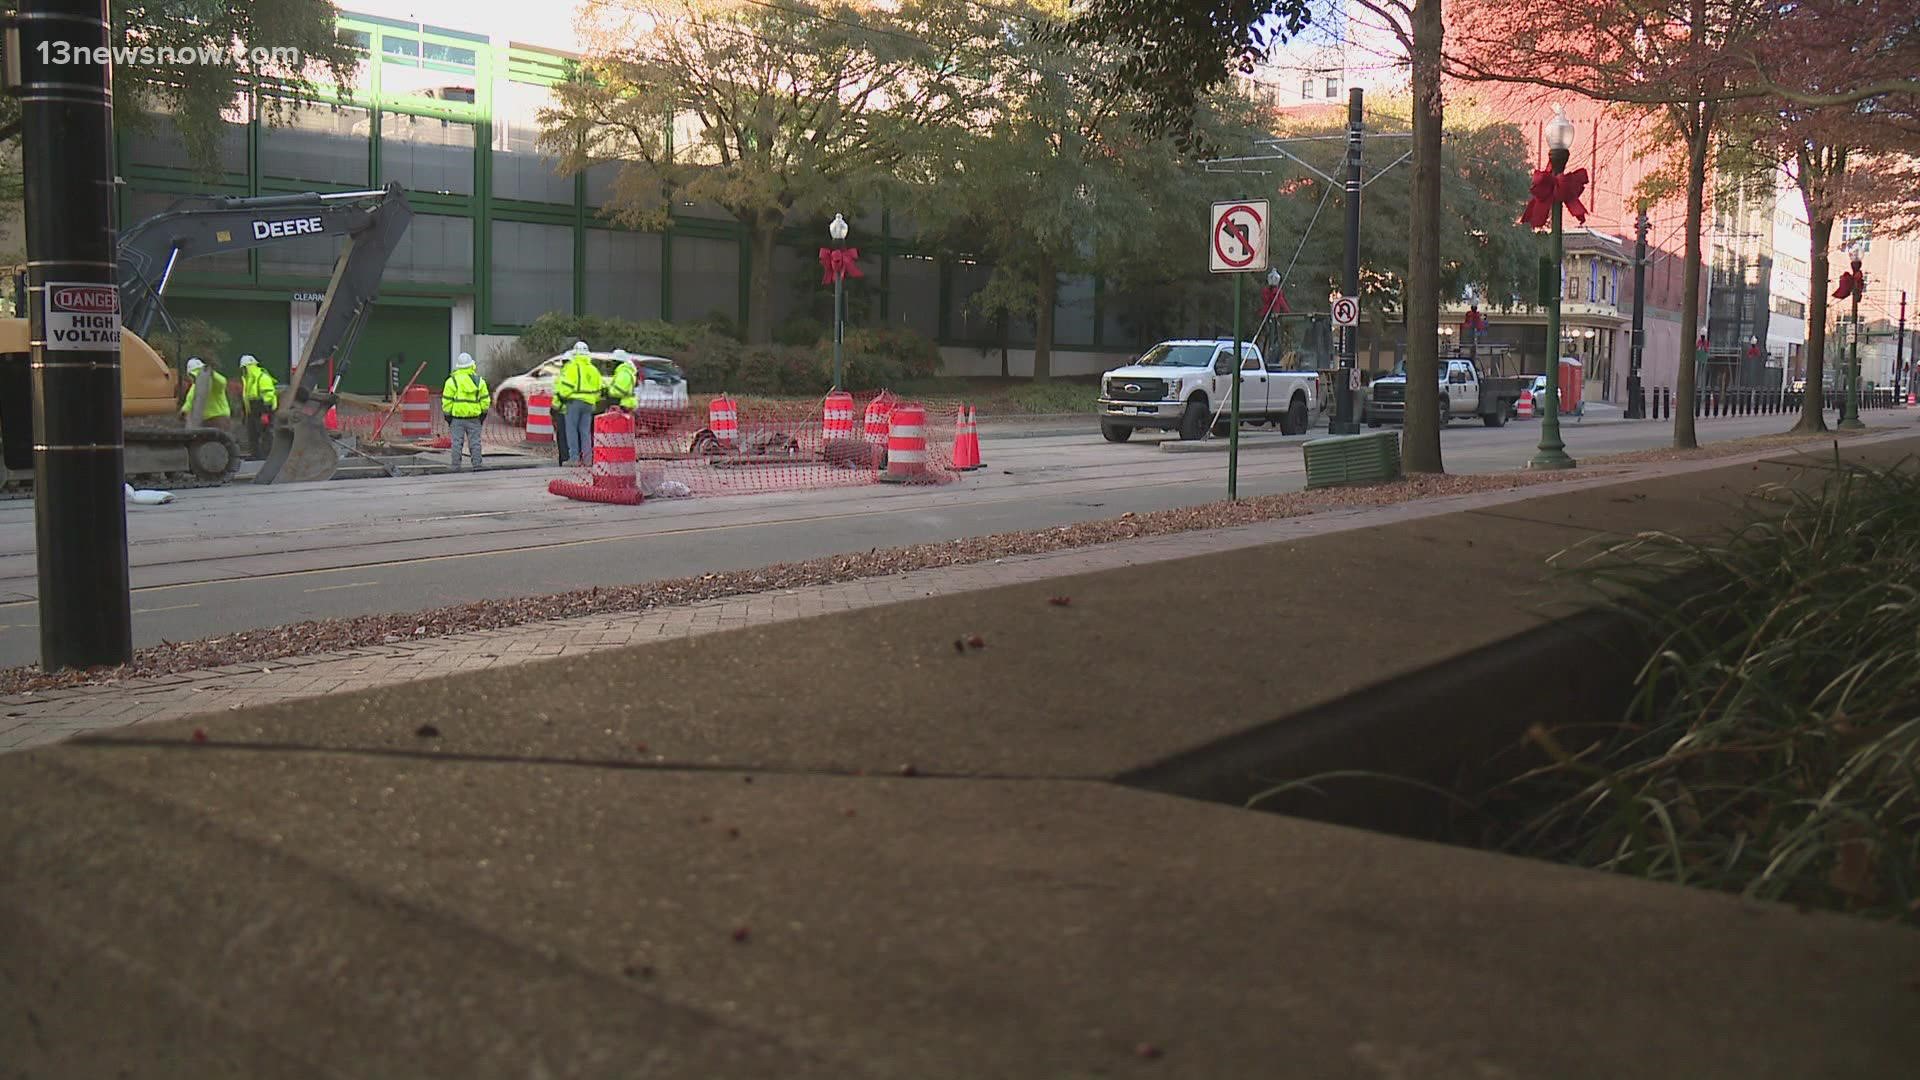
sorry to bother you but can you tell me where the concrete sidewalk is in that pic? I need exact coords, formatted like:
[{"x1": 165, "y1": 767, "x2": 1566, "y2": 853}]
[{"x1": 4, "y1": 433, "x2": 1918, "y2": 1079}]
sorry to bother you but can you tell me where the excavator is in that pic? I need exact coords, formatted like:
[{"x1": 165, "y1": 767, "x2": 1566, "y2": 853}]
[{"x1": 0, "y1": 181, "x2": 413, "y2": 491}]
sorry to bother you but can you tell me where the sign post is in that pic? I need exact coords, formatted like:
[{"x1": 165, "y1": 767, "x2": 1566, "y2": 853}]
[{"x1": 1210, "y1": 200, "x2": 1269, "y2": 501}]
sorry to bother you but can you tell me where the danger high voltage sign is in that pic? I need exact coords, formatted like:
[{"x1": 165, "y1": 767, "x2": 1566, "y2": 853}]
[{"x1": 44, "y1": 282, "x2": 122, "y2": 351}]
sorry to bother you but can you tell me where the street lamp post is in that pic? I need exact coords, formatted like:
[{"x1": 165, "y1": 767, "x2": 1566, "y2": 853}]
[
  {"x1": 829, "y1": 213, "x2": 849, "y2": 391},
  {"x1": 1840, "y1": 251, "x2": 1865, "y2": 429},
  {"x1": 1530, "y1": 106, "x2": 1578, "y2": 470},
  {"x1": 1266, "y1": 267, "x2": 1282, "y2": 357}
]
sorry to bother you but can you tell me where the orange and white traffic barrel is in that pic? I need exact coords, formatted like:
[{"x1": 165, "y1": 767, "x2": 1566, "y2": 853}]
[
  {"x1": 879, "y1": 402, "x2": 927, "y2": 483},
  {"x1": 823, "y1": 390, "x2": 855, "y2": 441},
  {"x1": 401, "y1": 385, "x2": 432, "y2": 438},
  {"x1": 1516, "y1": 389, "x2": 1534, "y2": 419},
  {"x1": 709, "y1": 395, "x2": 739, "y2": 448},
  {"x1": 526, "y1": 391, "x2": 554, "y2": 443},
  {"x1": 549, "y1": 410, "x2": 642, "y2": 505},
  {"x1": 863, "y1": 395, "x2": 894, "y2": 446}
]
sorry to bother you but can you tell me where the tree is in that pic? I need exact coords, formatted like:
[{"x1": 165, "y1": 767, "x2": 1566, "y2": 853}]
[
  {"x1": 908, "y1": 3, "x2": 1263, "y2": 381},
  {"x1": 0, "y1": 0, "x2": 357, "y2": 178},
  {"x1": 543, "y1": 0, "x2": 986, "y2": 344}
]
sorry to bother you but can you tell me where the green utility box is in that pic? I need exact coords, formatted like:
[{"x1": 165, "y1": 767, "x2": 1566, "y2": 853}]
[{"x1": 1302, "y1": 431, "x2": 1402, "y2": 488}]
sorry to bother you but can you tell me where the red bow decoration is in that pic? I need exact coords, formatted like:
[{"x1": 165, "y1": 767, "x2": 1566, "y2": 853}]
[
  {"x1": 1833, "y1": 269, "x2": 1864, "y2": 300},
  {"x1": 1462, "y1": 307, "x2": 1487, "y2": 333},
  {"x1": 1519, "y1": 168, "x2": 1590, "y2": 229},
  {"x1": 1259, "y1": 285, "x2": 1290, "y2": 316},
  {"x1": 819, "y1": 247, "x2": 864, "y2": 284}
]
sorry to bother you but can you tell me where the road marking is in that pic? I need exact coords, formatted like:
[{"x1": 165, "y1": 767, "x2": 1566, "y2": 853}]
[
  {"x1": 303, "y1": 581, "x2": 379, "y2": 594},
  {"x1": 133, "y1": 603, "x2": 200, "y2": 615}
]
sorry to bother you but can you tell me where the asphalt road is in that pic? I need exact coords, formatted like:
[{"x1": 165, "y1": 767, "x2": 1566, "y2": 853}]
[{"x1": 0, "y1": 408, "x2": 1886, "y2": 668}]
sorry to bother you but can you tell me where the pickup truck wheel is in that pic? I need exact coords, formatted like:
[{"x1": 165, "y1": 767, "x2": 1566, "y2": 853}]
[
  {"x1": 1281, "y1": 394, "x2": 1310, "y2": 435},
  {"x1": 1178, "y1": 398, "x2": 1209, "y2": 441},
  {"x1": 1100, "y1": 421, "x2": 1133, "y2": 443},
  {"x1": 1482, "y1": 408, "x2": 1507, "y2": 428},
  {"x1": 1438, "y1": 397, "x2": 1450, "y2": 428}
]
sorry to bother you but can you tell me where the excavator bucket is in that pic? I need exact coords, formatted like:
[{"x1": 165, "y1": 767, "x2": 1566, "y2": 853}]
[{"x1": 254, "y1": 406, "x2": 340, "y2": 484}]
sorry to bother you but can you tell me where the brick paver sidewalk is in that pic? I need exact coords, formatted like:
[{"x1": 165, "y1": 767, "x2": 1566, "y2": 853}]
[{"x1": 0, "y1": 438, "x2": 1882, "y2": 753}]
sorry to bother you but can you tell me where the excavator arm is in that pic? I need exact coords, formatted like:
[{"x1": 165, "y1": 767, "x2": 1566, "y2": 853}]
[{"x1": 116, "y1": 182, "x2": 414, "y2": 484}]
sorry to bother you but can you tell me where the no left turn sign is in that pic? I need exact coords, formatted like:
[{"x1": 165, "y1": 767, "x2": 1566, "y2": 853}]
[{"x1": 1210, "y1": 201, "x2": 1269, "y2": 273}]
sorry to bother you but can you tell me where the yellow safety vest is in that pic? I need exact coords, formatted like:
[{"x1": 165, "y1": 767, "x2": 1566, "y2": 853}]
[
  {"x1": 241, "y1": 365, "x2": 279, "y2": 409},
  {"x1": 553, "y1": 354, "x2": 603, "y2": 404},
  {"x1": 181, "y1": 371, "x2": 232, "y2": 420},
  {"x1": 442, "y1": 368, "x2": 490, "y2": 418},
  {"x1": 610, "y1": 363, "x2": 637, "y2": 409}
]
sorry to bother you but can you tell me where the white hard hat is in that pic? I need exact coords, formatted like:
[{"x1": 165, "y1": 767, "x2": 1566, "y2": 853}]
[
  {"x1": 186, "y1": 357, "x2": 204, "y2": 372},
  {"x1": 454, "y1": 352, "x2": 475, "y2": 369},
  {"x1": 238, "y1": 354, "x2": 257, "y2": 366},
  {"x1": 612, "y1": 348, "x2": 632, "y2": 365},
  {"x1": 572, "y1": 340, "x2": 589, "y2": 353}
]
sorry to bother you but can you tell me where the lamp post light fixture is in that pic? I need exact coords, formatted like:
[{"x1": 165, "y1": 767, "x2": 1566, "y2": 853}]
[
  {"x1": 1840, "y1": 250, "x2": 1866, "y2": 429},
  {"x1": 1531, "y1": 105, "x2": 1578, "y2": 470},
  {"x1": 829, "y1": 213, "x2": 849, "y2": 390}
]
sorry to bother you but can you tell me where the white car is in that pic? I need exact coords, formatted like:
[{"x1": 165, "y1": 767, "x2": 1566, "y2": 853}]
[{"x1": 491, "y1": 350, "x2": 690, "y2": 431}]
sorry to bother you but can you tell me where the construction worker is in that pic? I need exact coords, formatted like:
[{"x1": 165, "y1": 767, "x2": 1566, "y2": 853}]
[
  {"x1": 237, "y1": 354, "x2": 278, "y2": 459},
  {"x1": 442, "y1": 351, "x2": 489, "y2": 472},
  {"x1": 608, "y1": 348, "x2": 639, "y2": 411},
  {"x1": 180, "y1": 356, "x2": 232, "y2": 431},
  {"x1": 553, "y1": 340, "x2": 602, "y2": 465}
]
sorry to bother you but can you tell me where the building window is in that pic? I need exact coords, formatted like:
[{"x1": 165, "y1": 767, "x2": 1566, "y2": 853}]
[
  {"x1": 670, "y1": 235, "x2": 741, "y2": 324},
  {"x1": 423, "y1": 42, "x2": 477, "y2": 68},
  {"x1": 125, "y1": 107, "x2": 247, "y2": 173},
  {"x1": 948, "y1": 261, "x2": 996, "y2": 344},
  {"x1": 888, "y1": 254, "x2": 940, "y2": 340},
  {"x1": 389, "y1": 214, "x2": 474, "y2": 286},
  {"x1": 381, "y1": 36, "x2": 421, "y2": 62},
  {"x1": 1055, "y1": 275, "x2": 1097, "y2": 344},
  {"x1": 259, "y1": 103, "x2": 370, "y2": 186},
  {"x1": 259, "y1": 231, "x2": 341, "y2": 278},
  {"x1": 1325, "y1": 77, "x2": 1339, "y2": 97},
  {"x1": 1301, "y1": 79, "x2": 1313, "y2": 98},
  {"x1": 492, "y1": 79, "x2": 577, "y2": 204},
  {"x1": 584, "y1": 229, "x2": 663, "y2": 322},
  {"x1": 489, "y1": 220, "x2": 573, "y2": 325},
  {"x1": 1841, "y1": 218, "x2": 1871, "y2": 252},
  {"x1": 380, "y1": 113, "x2": 475, "y2": 195},
  {"x1": 340, "y1": 29, "x2": 370, "y2": 53}
]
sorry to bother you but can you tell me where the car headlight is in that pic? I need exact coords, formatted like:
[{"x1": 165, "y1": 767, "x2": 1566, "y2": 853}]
[
  {"x1": 1101, "y1": 377, "x2": 1112, "y2": 397},
  {"x1": 1165, "y1": 378, "x2": 1184, "y2": 400}
]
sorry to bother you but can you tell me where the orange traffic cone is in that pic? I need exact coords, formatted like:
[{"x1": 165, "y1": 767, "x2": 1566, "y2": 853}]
[
  {"x1": 324, "y1": 405, "x2": 340, "y2": 432},
  {"x1": 949, "y1": 405, "x2": 981, "y2": 471}
]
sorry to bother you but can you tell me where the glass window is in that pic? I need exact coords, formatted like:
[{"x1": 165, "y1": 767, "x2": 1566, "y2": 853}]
[
  {"x1": 126, "y1": 191, "x2": 248, "y2": 275},
  {"x1": 586, "y1": 162, "x2": 621, "y2": 208},
  {"x1": 947, "y1": 261, "x2": 995, "y2": 344},
  {"x1": 670, "y1": 235, "x2": 740, "y2": 324},
  {"x1": 125, "y1": 108, "x2": 246, "y2": 173},
  {"x1": 259, "y1": 231, "x2": 342, "y2": 278},
  {"x1": 259, "y1": 103, "x2": 370, "y2": 186},
  {"x1": 1300, "y1": 79, "x2": 1313, "y2": 98},
  {"x1": 1325, "y1": 77, "x2": 1339, "y2": 97},
  {"x1": 491, "y1": 80, "x2": 576, "y2": 204},
  {"x1": 423, "y1": 42, "x2": 477, "y2": 68},
  {"x1": 382, "y1": 36, "x2": 421, "y2": 63},
  {"x1": 340, "y1": 29, "x2": 371, "y2": 53},
  {"x1": 380, "y1": 113, "x2": 475, "y2": 194},
  {"x1": 1054, "y1": 275, "x2": 1096, "y2": 344},
  {"x1": 490, "y1": 220, "x2": 572, "y2": 325},
  {"x1": 389, "y1": 214, "x2": 474, "y2": 285},
  {"x1": 887, "y1": 254, "x2": 939, "y2": 340},
  {"x1": 770, "y1": 244, "x2": 821, "y2": 330},
  {"x1": 584, "y1": 229, "x2": 663, "y2": 321}
]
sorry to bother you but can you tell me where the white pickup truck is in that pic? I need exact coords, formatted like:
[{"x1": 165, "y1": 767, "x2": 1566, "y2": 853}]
[
  {"x1": 1098, "y1": 339, "x2": 1322, "y2": 442},
  {"x1": 1364, "y1": 356, "x2": 1525, "y2": 428}
]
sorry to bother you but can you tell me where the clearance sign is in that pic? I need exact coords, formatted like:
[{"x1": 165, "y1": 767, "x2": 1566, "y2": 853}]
[{"x1": 44, "y1": 282, "x2": 121, "y2": 351}]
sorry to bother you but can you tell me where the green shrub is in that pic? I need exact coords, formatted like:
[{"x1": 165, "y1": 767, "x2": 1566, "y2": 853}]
[
  {"x1": 146, "y1": 317, "x2": 230, "y2": 371},
  {"x1": 677, "y1": 330, "x2": 747, "y2": 393},
  {"x1": 697, "y1": 309, "x2": 743, "y2": 342},
  {"x1": 774, "y1": 314, "x2": 827, "y2": 347},
  {"x1": 516, "y1": 313, "x2": 702, "y2": 359},
  {"x1": 737, "y1": 345, "x2": 831, "y2": 396},
  {"x1": 842, "y1": 326, "x2": 941, "y2": 380},
  {"x1": 815, "y1": 344, "x2": 904, "y2": 392}
]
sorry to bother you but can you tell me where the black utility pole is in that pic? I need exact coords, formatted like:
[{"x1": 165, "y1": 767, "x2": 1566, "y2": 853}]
[
  {"x1": 1895, "y1": 290, "x2": 1908, "y2": 405},
  {"x1": 1334, "y1": 87, "x2": 1362, "y2": 434},
  {"x1": 8, "y1": 0, "x2": 133, "y2": 670},
  {"x1": 1626, "y1": 204, "x2": 1648, "y2": 418}
]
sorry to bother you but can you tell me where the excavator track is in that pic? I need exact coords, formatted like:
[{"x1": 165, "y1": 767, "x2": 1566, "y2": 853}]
[{"x1": 0, "y1": 424, "x2": 243, "y2": 500}]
